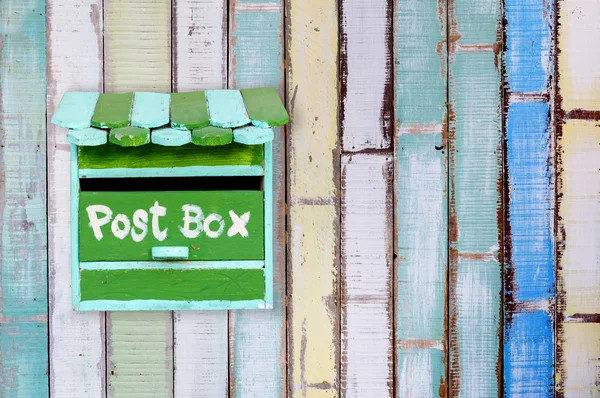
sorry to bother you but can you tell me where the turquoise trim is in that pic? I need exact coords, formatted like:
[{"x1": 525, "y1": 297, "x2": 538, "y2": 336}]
[
  {"x1": 76, "y1": 299, "x2": 270, "y2": 311},
  {"x1": 52, "y1": 91, "x2": 100, "y2": 129},
  {"x1": 233, "y1": 126, "x2": 274, "y2": 145},
  {"x1": 151, "y1": 246, "x2": 189, "y2": 260},
  {"x1": 151, "y1": 127, "x2": 192, "y2": 146},
  {"x1": 71, "y1": 144, "x2": 81, "y2": 310},
  {"x1": 131, "y1": 92, "x2": 170, "y2": 128},
  {"x1": 206, "y1": 89, "x2": 251, "y2": 128},
  {"x1": 80, "y1": 260, "x2": 265, "y2": 270},
  {"x1": 78, "y1": 165, "x2": 264, "y2": 178},
  {"x1": 264, "y1": 141, "x2": 274, "y2": 307},
  {"x1": 67, "y1": 127, "x2": 107, "y2": 146}
]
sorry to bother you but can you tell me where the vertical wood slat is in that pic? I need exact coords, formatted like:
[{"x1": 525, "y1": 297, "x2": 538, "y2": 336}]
[
  {"x1": 287, "y1": 0, "x2": 340, "y2": 396},
  {"x1": 103, "y1": 1, "x2": 174, "y2": 396},
  {"x1": 503, "y1": 1, "x2": 555, "y2": 396},
  {"x1": 228, "y1": 1, "x2": 286, "y2": 397},
  {"x1": 47, "y1": 0, "x2": 106, "y2": 396},
  {"x1": 340, "y1": 154, "x2": 393, "y2": 397},
  {"x1": 340, "y1": 0, "x2": 393, "y2": 151},
  {"x1": 556, "y1": 0, "x2": 600, "y2": 394},
  {"x1": 0, "y1": 1, "x2": 48, "y2": 397},
  {"x1": 172, "y1": 1, "x2": 229, "y2": 396},
  {"x1": 448, "y1": 0, "x2": 503, "y2": 396},
  {"x1": 394, "y1": 0, "x2": 448, "y2": 395}
]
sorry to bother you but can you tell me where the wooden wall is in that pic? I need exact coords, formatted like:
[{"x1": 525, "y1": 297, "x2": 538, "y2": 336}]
[{"x1": 1, "y1": 0, "x2": 599, "y2": 396}]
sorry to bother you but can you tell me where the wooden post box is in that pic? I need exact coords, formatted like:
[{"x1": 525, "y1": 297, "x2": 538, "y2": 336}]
[{"x1": 51, "y1": 89, "x2": 288, "y2": 311}]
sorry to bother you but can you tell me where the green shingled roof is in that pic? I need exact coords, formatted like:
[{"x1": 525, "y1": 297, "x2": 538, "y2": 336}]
[{"x1": 51, "y1": 88, "x2": 289, "y2": 147}]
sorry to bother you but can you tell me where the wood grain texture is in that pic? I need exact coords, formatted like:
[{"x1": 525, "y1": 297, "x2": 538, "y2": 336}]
[
  {"x1": 395, "y1": 0, "x2": 448, "y2": 395},
  {"x1": 103, "y1": 1, "x2": 174, "y2": 396},
  {"x1": 556, "y1": 120, "x2": 600, "y2": 395},
  {"x1": 47, "y1": 0, "x2": 106, "y2": 396},
  {"x1": 287, "y1": 0, "x2": 340, "y2": 396},
  {"x1": 172, "y1": 0, "x2": 229, "y2": 395},
  {"x1": 448, "y1": 0, "x2": 502, "y2": 395},
  {"x1": 0, "y1": 0, "x2": 48, "y2": 396},
  {"x1": 340, "y1": 154, "x2": 393, "y2": 397},
  {"x1": 340, "y1": 0, "x2": 393, "y2": 151},
  {"x1": 228, "y1": 1, "x2": 287, "y2": 396}
]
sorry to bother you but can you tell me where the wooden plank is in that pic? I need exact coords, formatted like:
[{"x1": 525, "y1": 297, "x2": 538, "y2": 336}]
[
  {"x1": 0, "y1": 0, "x2": 48, "y2": 396},
  {"x1": 394, "y1": 0, "x2": 447, "y2": 395},
  {"x1": 170, "y1": 91, "x2": 210, "y2": 130},
  {"x1": 109, "y1": 126, "x2": 151, "y2": 147},
  {"x1": 67, "y1": 128, "x2": 108, "y2": 146},
  {"x1": 340, "y1": 0, "x2": 393, "y2": 151},
  {"x1": 228, "y1": 1, "x2": 287, "y2": 396},
  {"x1": 52, "y1": 92, "x2": 100, "y2": 129},
  {"x1": 233, "y1": 126, "x2": 274, "y2": 145},
  {"x1": 91, "y1": 92, "x2": 134, "y2": 129},
  {"x1": 151, "y1": 127, "x2": 192, "y2": 147},
  {"x1": 131, "y1": 92, "x2": 170, "y2": 128},
  {"x1": 448, "y1": 0, "x2": 502, "y2": 395},
  {"x1": 172, "y1": 0, "x2": 229, "y2": 395},
  {"x1": 206, "y1": 89, "x2": 251, "y2": 128},
  {"x1": 287, "y1": 0, "x2": 340, "y2": 396},
  {"x1": 340, "y1": 154, "x2": 393, "y2": 396},
  {"x1": 47, "y1": 1, "x2": 105, "y2": 396},
  {"x1": 192, "y1": 126, "x2": 233, "y2": 146},
  {"x1": 556, "y1": 120, "x2": 600, "y2": 395},
  {"x1": 103, "y1": 0, "x2": 173, "y2": 396},
  {"x1": 240, "y1": 87, "x2": 289, "y2": 128}
]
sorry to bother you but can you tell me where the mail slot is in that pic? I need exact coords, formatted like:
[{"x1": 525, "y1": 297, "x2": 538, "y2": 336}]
[{"x1": 51, "y1": 88, "x2": 288, "y2": 311}]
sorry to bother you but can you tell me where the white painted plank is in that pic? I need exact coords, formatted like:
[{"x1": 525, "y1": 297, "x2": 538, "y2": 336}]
[
  {"x1": 47, "y1": 0, "x2": 105, "y2": 396},
  {"x1": 172, "y1": 0, "x2": 229, "y2": 396},
  {"x1": 340, "y1": 154, "x2": 393, "y2": 397}
]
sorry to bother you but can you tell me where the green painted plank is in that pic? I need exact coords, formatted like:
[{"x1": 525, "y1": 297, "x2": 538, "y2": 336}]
[
  {"x1": 52, "y1": 91, "x2": 100, "y2": 129},
  {"x1": 91, "y1": 92, "x2": 134, "y2": 129},
  {"x1": 151, "y1": 127, "x2": 192, "y2": 146},
  {"x1": 206, "y1": 89, "x2": 251, "y2": 128},
  {"x1": 241, "y1": 87, "x2": 289, "y2": 128},
  {"x1": 67, "y1": 127, "x2": 107, "y2": 146},
  {"x1": 192, "y1": 126, "x2": 233, "y2": 146},
  {"x1": 171, "y1": 91, "x2": 210, "y2": 130},
  {"x1": 109, "y1": 126, "x2": 150, "y2": 147},
  {"x1": 233, "y1": 126, "x2": 274, "y2": 145},
  {"x1": 80, "y1": 268, "x2": 265, "y2": 301},
  {"x1": 78, "y1": 143, "x2": 263, "y2": 169},
  {"x1": 79, "y1": 191, "x2": 264, "y2": 261},
  {"x1": 131, "y1": 92, "x2": 170, "y2": 128}
]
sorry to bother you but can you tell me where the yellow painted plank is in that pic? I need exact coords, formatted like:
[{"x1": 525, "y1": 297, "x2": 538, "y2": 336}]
[
  {"x1": 103, "y1": 0, "x2": 173, "y2": 396},
  {"x1": 288, "y1": 1, "x2": 339, "y2": 396},
  {"x1": 558, "y1": 0, "x2": 600, "y2": 111},
  {"x1": 558, "y1": 323, "x2": 600, "y2": 396}
]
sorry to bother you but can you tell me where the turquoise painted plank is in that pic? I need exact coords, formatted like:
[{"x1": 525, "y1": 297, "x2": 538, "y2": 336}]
[
  {"x1": 206, "y1": 89, "x2": 251, "y2": 128},
  {"x1": 229, "y1": 2, "x2": 286, "y2": 396},
  {"x1": 151, "y1": 247, "x2": 190, "y2": 260},
  {"x1": 78, "y1": 165, "x2": 264, "y2": 178},
  {"x1": 67, "y1": 127, "x2": 107, "y2": 146},
  {"x1": 51, "y1": 91, "x2": 100, "y2": 129},
  {"x1": 80, "y1": 260, "x2": 265, "y2": 270},
  {"x1": 77, "y1": 299, "x2": 269, "y2": 311},
  {"x1": 71, "y1": 145, "x2": 81, "y2": 309},
  {"x1": 0, "y1": 0, "x2": 48, "y2": 395},
  {"x1": 263, "y1": 142, "x2": 273, "y2": 307},
  {"x1": 233, "y1": 126, "x2": 274, "y2": 145},
  {"x1": 397, "y1": 347, "x2": 444, "y2": 396},
  {"x1": 131, "y1": 92, "x2": 170, "y2": 128},
  {"x1": 151, "y1": 127, "x2": 192, "y2": 146},
  {"x1": 454, "y1": 0, "x2": 500, "y2": 45}
]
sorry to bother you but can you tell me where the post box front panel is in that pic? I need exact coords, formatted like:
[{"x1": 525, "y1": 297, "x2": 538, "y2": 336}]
[{"x1": 79, "y1": 190, "x2": 264, "y2": 261}]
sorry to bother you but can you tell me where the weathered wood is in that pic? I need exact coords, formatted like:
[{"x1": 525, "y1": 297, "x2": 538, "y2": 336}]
[
  {"x1": 206, "y1": 89, "x2": 251, "y2": 128},
  {"x1": 47, "y1": 0, "x2": 105, "y2": 396},
  {"x1": 151, "y1": 127, "x2": 192, "y2": 146},
  {"x1": 67, "y1": 128, "x2": 107, "y2": 146},
  {"x1": 287, "y1": 0, "x2": 340, "y2": 396},
  {"x1": 51, "y1": 92, "x2": 100, "y2": 129},
  {"x1": 233, "y1": 126, "x2": 274, "y2": 145},
  {"x1": 170, "y1": 91, "x2": 211, "y2": 130},
  {"x1": 228, "y1": 0, "x2": 287, "y2": 396},
  {"x1": 91, "y1": 93, "x2": 134, "y2": 129},
  {"x1": 103, "y1": 0, "x2": 174, "y2": 396},
  {"x1": 340, "y1": 0, "x2": 393, "y2": 151},
  {"x1": 192, "y1": 126, "x2": 233, "y2": 146},
  {"x1": 0, "y1": 0, "x2": 48, "y2": 396},
  {"x1": 131, "y1": 92, "x2": 170, "y2": 128},
  {"x1": 241, "y1": 87, "x2": 289, "y2": 128},
  {"x1": 109, "y1": 126, "x2": 151, "y2": 147},
  {"x1": 340, "y1": 154, "x2": 393, "y2": 397},
  {"x1": 395, "y1": 0, "x2": 448, "y2": 395},
  {"x1": 172, "y1": 0, "x2": 230, "y2": 395},
  {"x1": 448, "y1": 0, "x2": 503, "y2": 395}
]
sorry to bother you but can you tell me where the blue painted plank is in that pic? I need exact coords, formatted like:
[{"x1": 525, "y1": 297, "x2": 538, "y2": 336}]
[
  {"x1": 206, "y1": 89, "x2": 251, "y2": 128},
  {"x1": 67, "y1": 127, "x2": 107, "y2": 146},
  {"x1": 0, "y1": 0, "x2": 48, "y2": 395},
  {"x1": 151, "y1": 127, "x2": 192, "y2": 146},
  {"x1": 233, "y1": 126, "x2": 274, "y2": 145},
  {"x1": 51, "y1": 91, "x2": 100, "y2": 129},
  {"x1": 131, "y1": 92, "x2": 170, "y2": 128}
]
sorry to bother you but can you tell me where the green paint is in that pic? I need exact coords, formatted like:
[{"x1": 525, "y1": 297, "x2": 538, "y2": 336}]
[
  {"x1": 78, "y1": 143, "x2": 263, "y2": 169},
  {"x1": 192, "y1": 126, "x2": 233, "y2": 146},
  {"x1": 170, "y1": 91, "x2": 210, "y2": 130},
  {"x1": 109, "y1": 126, "x2": 151, "y2": 147},
  {"x1": 79, "y1": 191, "x2": 264, "y2": 261},
  {"x1": 241, "y1": 87, "x2": 289, "y2": 127},
  {"x1": 91, "y1": 92, "x2": 134, "y2": 129},
  {"x1": 80, "y1": 268, "x2": 265, "y2": 301}
]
